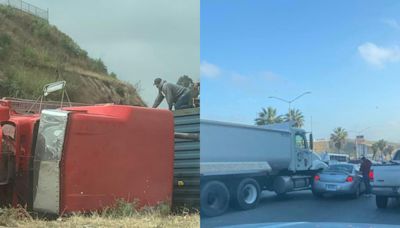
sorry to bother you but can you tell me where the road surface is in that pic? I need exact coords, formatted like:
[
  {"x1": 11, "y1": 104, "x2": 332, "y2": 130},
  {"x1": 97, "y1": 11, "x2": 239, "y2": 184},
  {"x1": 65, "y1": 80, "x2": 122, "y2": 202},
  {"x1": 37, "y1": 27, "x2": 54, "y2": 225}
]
[{"x1": 201, "y1": 190, "x2": 400, "y2": 227}]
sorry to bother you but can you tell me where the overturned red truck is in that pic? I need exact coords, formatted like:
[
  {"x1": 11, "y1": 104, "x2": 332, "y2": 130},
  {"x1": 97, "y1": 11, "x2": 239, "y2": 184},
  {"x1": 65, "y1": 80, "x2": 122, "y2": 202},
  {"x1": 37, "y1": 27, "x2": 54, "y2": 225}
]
[{"x1": 0, "y1": 100, "x2": 174, "y2": 215}]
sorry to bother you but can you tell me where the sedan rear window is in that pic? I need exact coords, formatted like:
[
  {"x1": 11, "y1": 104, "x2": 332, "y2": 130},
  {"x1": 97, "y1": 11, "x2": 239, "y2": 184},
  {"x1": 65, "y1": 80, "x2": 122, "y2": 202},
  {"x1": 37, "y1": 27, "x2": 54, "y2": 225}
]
[{"x1": 325, "y1": 164, "x2": 353, "y2": 173}]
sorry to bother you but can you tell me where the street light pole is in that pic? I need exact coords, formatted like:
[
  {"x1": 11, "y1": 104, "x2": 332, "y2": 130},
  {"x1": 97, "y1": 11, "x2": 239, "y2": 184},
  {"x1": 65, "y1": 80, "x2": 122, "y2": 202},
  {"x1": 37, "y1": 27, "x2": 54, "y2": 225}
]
[{"x1": 268, "y1": 91, "x2": 311, "y2": 120}]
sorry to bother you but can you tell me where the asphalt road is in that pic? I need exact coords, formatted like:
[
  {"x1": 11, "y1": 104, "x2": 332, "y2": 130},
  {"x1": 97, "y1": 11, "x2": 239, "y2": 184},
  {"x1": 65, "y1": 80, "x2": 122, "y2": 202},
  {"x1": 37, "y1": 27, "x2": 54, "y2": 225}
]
[{"x1": 201, "y1": 190, "x2": 400, "y2": 227}]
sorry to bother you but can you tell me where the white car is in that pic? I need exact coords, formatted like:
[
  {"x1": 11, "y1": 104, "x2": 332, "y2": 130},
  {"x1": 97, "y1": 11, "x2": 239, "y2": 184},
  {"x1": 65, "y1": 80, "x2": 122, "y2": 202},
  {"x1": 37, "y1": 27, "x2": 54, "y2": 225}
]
[{"x1": 371, "y1": 149, "x2": 400, "y2": 208}]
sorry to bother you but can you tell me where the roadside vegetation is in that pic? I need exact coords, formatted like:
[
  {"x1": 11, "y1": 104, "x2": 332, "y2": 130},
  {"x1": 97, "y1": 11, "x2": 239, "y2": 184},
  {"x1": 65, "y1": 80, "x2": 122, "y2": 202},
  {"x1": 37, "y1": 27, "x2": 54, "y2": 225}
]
[
  {"x1": 254, "y1": 107, "x2": 398, "y2": 160},
  {"x1": 255, "y1": 106, "x2": 304, "y2": 128},
  {"x1": 0, "y1": 201, "x2": 199, "y2": 228}
]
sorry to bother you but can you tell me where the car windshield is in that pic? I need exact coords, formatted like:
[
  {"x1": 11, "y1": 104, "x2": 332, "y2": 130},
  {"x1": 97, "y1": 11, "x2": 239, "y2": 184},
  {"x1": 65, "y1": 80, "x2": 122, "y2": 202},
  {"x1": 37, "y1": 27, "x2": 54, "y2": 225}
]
[{"x1": 325, "y1": 164, "x2": 353, "y2": 173}]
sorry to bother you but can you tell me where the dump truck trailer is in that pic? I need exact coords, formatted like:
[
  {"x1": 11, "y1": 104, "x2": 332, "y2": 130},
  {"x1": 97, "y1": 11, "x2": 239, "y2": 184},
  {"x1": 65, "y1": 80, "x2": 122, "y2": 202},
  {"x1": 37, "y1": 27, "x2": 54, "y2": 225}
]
[
  {"x1": 200, "y1": 120, "x2": 328, "y2": 217},
  {"x1": 0, "y1": 101, "x2": 174, "y2": 215}
]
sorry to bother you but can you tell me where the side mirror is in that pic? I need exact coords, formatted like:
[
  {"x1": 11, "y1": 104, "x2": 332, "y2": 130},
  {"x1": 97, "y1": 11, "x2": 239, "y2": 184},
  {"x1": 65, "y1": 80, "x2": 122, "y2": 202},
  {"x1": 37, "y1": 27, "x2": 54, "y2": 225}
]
[{"x1": 309, "y1": 133, "x2": 314, "y2": 150}]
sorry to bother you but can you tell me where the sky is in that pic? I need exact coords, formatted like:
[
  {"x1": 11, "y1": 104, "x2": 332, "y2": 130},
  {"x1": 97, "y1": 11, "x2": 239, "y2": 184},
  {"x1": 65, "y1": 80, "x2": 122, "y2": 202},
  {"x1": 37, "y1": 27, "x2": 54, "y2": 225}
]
[
  {"x1": 28, "y1": 0, "x2": 199, "y2": 108},
  {"x1": 201, "y1": 0, "x2": 400, "y2": 143}
]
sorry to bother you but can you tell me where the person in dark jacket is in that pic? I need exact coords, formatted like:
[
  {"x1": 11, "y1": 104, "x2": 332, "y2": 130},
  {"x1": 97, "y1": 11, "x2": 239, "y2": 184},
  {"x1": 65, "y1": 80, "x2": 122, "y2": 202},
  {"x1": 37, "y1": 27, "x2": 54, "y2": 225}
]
[
  {"x1": 152, "y1": 78, "x2": 192, "y2": 110},
  {"x1": 360, "y1": 156, "x2": 372, "y2": 196}
]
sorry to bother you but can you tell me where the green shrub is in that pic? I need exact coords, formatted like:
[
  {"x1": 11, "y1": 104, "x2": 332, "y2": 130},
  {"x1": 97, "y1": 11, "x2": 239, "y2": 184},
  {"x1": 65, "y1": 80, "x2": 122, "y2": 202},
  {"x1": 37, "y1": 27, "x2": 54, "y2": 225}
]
[
  {"x1": 110, "y1": 72, "x2": 117, "y2": 78},
  {"x1": 32, "y1": 18, "x2": 51, "y2": 39},
  {"x1": 22, "y1": 46, "x2": 39, "y2": 65},
  {"x1": 115, "y1": 86, "x2": 125, "y2": 97},
  {"x1": 0, "y1": 33, "x2": 12, "y2": 59},
  {"x1": 90, "y1": 58, "x2": 108, "y2": 74}
]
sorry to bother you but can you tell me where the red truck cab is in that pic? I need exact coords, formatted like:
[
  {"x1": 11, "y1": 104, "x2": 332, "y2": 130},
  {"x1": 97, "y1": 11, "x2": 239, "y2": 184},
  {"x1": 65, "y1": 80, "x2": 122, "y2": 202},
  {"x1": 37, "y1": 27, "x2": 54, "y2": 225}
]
[
  {"x1": 0, "y1": 102, "x2": 174, "y2": 215},
  {"x1": 0, "y1": 100, "x2": 40, "y2": 208}
]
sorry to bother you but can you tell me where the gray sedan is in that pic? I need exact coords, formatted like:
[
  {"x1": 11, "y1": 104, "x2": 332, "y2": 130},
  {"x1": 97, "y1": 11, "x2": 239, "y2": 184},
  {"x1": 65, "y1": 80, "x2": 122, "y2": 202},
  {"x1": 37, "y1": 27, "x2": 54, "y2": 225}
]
[{"x1": 312, "y1": 163, "x2": 365, "y2": 198}]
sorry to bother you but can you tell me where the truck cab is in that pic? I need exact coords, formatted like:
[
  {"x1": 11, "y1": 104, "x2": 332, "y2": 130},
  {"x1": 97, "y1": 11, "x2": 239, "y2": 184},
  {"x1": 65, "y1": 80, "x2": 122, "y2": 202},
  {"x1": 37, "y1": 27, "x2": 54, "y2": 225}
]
[
  {"x1": 265, "y1": 123, "x2": 324, "y2": 173},
  {"x1": 292, "y1": 129, "x2": 314, "y2": 171},
  {"x1": 0, "y1": 101, "x2": 40, "y2": 208},
  {"x1": 1, "y1": 101, "x2": 175, "y2": 215}
]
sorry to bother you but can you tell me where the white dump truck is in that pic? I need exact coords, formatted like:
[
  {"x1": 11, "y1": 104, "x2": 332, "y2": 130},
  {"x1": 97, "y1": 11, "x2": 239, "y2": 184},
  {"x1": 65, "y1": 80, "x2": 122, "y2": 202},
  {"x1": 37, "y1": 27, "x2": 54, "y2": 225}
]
[
  {"x1": 371, "y1": 149, "x2": 400, "y2": 209},
  {"x1": 200, "y1": 120, "x2": 328, "y2": 217}
]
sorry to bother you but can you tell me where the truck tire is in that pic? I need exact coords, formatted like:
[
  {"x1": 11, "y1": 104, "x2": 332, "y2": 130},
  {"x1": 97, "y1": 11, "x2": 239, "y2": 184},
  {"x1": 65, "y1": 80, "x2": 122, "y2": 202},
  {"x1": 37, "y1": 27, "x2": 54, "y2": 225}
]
[
  {"x1": 201, "y1": 181, "x2": 230, "y2": 217},
  {"x1": 233, "y1": 178, "x2": 260, "y2": 210},
  {"x1": 376, "y1": 195, "x2": 388, "y2": 209}
]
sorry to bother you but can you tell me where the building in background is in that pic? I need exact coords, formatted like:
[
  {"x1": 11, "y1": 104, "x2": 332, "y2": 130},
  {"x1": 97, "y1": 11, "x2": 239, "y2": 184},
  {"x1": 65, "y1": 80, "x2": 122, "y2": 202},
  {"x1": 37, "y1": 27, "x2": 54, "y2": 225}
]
[
  {"x1": 313, "y1": 139, "x2": 330, "y2": 154},
  {"x1": 355, "y1": 135, "x2": 369, "y2": 159}
]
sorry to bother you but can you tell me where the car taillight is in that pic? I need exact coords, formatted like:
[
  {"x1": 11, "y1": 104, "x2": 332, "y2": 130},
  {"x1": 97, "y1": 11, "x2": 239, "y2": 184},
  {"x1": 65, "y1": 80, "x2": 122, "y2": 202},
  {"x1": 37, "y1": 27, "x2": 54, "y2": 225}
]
[
  {"x1": 346, "y1": 176, "x2": 353, "y2": 182},
  {"x1": 314, "y1": 175, "x2": 320, "y2": 181},
  {"x1": 369, "y1": 170, "x2": 374, "y2": 181}
]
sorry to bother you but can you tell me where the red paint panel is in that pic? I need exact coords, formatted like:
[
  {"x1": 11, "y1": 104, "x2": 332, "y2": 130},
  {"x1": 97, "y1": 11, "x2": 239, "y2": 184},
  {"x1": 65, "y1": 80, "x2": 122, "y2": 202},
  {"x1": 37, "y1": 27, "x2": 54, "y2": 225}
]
[
  {"x1": 1, "y1": 114, "x2": 39, "y2": 207},
  {"x1": 0, "y1": 105, "x2": 10, "y2": 122},
  {"x1": 60, "y1": 105, "x2": 174, "y2": 213}
]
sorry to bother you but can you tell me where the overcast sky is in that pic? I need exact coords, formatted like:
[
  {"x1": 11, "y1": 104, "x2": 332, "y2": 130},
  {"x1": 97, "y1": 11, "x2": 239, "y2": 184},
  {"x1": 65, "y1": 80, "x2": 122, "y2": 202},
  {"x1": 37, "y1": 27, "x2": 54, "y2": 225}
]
[{"x1": 29, "y1": 0, "x2": 199, "y2": 107}]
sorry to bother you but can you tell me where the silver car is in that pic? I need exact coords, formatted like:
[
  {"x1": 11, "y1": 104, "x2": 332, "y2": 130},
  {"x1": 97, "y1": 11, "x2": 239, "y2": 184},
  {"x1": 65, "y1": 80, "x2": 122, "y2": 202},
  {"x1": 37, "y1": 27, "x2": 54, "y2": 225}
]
[{"x1": 312, "y1": 163, "x2": 365, "y2": 198}]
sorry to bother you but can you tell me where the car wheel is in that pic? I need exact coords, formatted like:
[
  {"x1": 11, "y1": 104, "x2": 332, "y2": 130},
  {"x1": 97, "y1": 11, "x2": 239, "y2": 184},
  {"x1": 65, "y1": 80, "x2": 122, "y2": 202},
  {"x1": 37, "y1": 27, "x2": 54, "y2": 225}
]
[
  {"x1": 233, "y1": 178, "x2": 261, "y2": 210},
  {"x1": 376, "y1": 195, "x2": 388, "y2": 209},
  {"x1": 201, "y1": 181, "x2": 230, "y2": 217}
]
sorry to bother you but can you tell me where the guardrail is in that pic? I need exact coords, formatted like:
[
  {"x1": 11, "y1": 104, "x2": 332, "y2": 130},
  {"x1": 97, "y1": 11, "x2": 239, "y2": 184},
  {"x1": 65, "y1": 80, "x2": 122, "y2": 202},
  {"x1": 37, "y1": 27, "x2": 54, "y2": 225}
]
[
  {"x1": 2, "y1": 97, "x2": 90, "y2": 113},
  {"x1": 0, "y1": 0, "x2": 48, "y2": 21}
]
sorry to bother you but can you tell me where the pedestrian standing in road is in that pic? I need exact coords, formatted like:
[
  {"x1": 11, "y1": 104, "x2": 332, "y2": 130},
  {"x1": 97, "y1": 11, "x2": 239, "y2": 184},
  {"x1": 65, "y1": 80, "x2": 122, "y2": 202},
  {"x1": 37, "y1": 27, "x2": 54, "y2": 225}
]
[
  {"x1": 360, "y1": 156, "x2": 372, "y2": 197},
  {"x1": 152, "y1": 77, "x2": 193, "y2": 110}
]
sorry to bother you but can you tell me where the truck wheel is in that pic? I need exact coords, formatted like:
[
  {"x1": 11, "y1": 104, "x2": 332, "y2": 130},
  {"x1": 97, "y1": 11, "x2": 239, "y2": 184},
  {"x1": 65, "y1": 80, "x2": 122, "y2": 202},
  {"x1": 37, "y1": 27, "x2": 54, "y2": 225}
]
[
  {"x1": 376, "y1": 195, "x2": 388, "y2": 209},
  {"x1": 234, "y1": 178, "x2": 260, "y2": 210},
  {"x1": 201, "y1": 181, "x2": 230, "y2": 217}
]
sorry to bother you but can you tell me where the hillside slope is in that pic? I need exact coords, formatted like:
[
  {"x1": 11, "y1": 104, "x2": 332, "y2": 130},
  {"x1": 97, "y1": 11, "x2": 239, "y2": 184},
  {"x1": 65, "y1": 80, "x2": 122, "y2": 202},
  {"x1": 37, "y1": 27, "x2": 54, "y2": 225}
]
[{"x1": 0, "y1": 5, "x2": 145, "y2": 106}]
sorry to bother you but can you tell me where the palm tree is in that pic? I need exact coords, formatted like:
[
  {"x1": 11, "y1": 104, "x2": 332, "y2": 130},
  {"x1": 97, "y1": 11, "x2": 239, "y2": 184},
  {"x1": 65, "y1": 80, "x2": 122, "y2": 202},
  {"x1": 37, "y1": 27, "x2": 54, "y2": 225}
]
[
  {"x1": 330, "y1": 127, "x2": 348, "y2": 153},
  {"x1": 284, "y1": 109, "x2": 304, "y2": 128},
  {"x1": 384, "y1": 144, "x2": 395, "y2": 160},
  {"x1": 376, "y1": 139, "x2": 387, "y2": 161},
  {"x1": 371, "y1": 142, "x2": 379, "y2": 160},
  {"x1": 255, "y1": 107, "x2": 283, "y2": 125}
]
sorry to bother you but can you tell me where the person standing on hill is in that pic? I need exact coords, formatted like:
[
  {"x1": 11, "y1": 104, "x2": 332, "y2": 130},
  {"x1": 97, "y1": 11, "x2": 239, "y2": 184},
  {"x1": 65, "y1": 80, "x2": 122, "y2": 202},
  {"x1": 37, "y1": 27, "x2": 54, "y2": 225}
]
[{"x1": 152, "y1": 78, "x2": 192, "y2": 110}]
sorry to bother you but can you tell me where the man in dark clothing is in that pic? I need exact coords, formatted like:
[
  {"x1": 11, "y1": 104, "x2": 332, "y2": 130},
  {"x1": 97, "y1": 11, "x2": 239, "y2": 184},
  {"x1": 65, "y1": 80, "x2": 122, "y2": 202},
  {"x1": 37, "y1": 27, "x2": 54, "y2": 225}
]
[
  {"x1": 360, "y1": 156, "x2": 372, "y2": 196},
  {"x1": 152, "y1": 78, "x2": 193, "y2": 110}
]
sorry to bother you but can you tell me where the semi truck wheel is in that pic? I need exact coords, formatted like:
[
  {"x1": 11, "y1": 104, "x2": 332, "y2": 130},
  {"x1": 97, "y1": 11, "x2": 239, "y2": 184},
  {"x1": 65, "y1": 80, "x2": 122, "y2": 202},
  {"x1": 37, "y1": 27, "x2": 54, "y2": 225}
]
[
  {"x1": 201, "y1": 181, "x2": 230, "y2": 217},
  {"x1": 234, "y1": 178, "x2": 260, "y2": 210},
  {"x1": 376, "y1": 195, "x2": 388, "y2": 208}
]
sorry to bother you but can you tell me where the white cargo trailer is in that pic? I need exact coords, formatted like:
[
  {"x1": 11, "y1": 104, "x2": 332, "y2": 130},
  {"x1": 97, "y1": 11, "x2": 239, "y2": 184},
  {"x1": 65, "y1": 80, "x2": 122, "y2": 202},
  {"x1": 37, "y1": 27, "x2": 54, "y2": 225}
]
[{"x1": 200, "y1": 120, "x2": 327, "y2": 217}]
